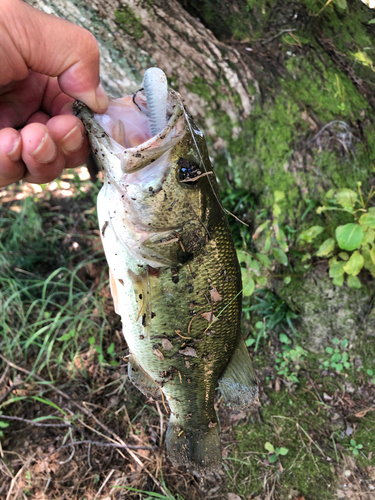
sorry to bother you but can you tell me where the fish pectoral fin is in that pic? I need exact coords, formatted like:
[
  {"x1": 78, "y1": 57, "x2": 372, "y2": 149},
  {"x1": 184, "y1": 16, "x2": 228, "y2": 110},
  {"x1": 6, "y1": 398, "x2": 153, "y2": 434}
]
[
  {"x1": 218, "y1": 333, "x2": 259, "y2": 411},
  {"x1": 142, "y1": 231, "x2": 187, "y2": 266},
  {"x1": 128, "y1": 354, "x2": 161, "y2": 399}
]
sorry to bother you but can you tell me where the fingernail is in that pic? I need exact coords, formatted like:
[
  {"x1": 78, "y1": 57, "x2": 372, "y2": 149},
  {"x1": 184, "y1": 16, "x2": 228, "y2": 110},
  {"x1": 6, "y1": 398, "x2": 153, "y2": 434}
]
[
  {"x1": 30, "y1": 132, "x2": 57, "y2": 163},
  {"x1": 61, "y1": 102, "x2": 73, "y2": 115},
  {"x1": 7, "y1": 135, "x2": 21, "y2": 161},
  {"x1": 61, "y1": 125, "x2": 84, "y2": 153},
  {"x1": 95, "y1": 83, "x2": 109, "y2": 112}
]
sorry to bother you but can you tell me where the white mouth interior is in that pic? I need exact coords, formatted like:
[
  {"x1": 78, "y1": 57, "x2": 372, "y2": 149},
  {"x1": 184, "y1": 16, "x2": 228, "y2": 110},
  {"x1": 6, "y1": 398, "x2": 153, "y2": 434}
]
[{"x1": 94, "y1": 93, "x2": 153, "y2": 150}]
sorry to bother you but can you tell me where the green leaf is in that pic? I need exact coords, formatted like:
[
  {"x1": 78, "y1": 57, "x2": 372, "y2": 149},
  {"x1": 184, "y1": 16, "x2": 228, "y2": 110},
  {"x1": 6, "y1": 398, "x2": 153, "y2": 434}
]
[
  {"x1": 264, "y1": 235, "x2": 271, "y2": 253},
  {"x1": 333, "y1": 338, "x2": 340, "y2": 344},
  {"x1": 359, "y1": 210, "x2": 375, "y2": 229},
  {"x1": 255, "y1": 321, "x2": 264, "y2": 330},
  {"x1": 284, "y1": 276, "x2": 291, "y2": 284},
  {"x1": 371, "y1": 246, "x2": 375, "y2": 265},
  {"x1": 316, "y1": 238, "x2": 335, "y2": 257},
  {"x1": 274, "y1": 190, "x2": 285, "y2": 202},
  {"x1": 338, "y1": 252, "x2": 349, "y2": 261},
  {"x1": 237, "y1": 250, "x2": 252, "y2": 266},
  {"x1": 335, "y1": 188, "x2": 357, "y2": 208},
  {"x1": 335, "y1": 363, "x2": 343, "y2": 372},
  {"x1": 241, "y1": 269, "x2": 255, "y2": 297},
  {"x1": 369, "y1": 18, "x2": 375, "y2": 24},
  {"x1": 341, "y1": 339, "x2": 348, "y2": 348},
  {"x1": 88, "y1": 336, "x2": 95, "y2": 346},
  {"x1": 329, "y1": 261, "x2": 345, "y2": 278},
  {"x1": 278, "y1": 447, "x2": 289, "y2": 456},
  {"x1": 298, "y1": 225, "x2": 325, "y2": 243},
  {"x1": 269, "y1": 454, "x2": 278, "y2": 463},
  {"x1": 255, "y1": 253, "x2": 271, "y2": 269},
  {"x1": 332, "y1": 275, "x2": 344, "y2": 286},
  {"x1": 347, "y1": 275, "x2": 361, "y2": 289},
  {"x1": 246, "y1": 338, "x2": 255, "y2": 347},
  {"x1": 272, "y1": 248, "x2": 288, "y2": 266},
  {"x1": 343, "y1": 251, "x2": 364, "y2": 276},
  {"x1": 280, "y1": 333, "x2": 291, "y2": 344},
  {"x1": 367, "y1": 369, "x2": 374, "y2": 376},
  {"x1": 252, "y1": 220, "x2": 270, "y2": 241},
  {"x1": 0, "y1": 421, "x2": 9, "y2": 428},
  {"x1": 265, "y1": 442, "x2": 275, "y2": 452},
  {"x1": 107, "y1": 342, "x2": 115, "y2": 355},
  {"x1": 257, "y1": 276, "x2": 268, "y2": 286},
  {"x1": 336, "y1": 224, "x2": 364, "y2": 251},
  {"x1": 273, "y1": 203, "x2": 281, "y2": 217},
  {"x1": 333, "y1": 0, "x2": 347, "y2": 10},
  {"x1": 326, "y1": 347, "x2": 334, "y2": 354},
  {"x1": 350, "y1": 439, "x2": 356, "y2": 447},
  {"x1": 362, "y1": 228, "x2": 375, "y2": 245}
]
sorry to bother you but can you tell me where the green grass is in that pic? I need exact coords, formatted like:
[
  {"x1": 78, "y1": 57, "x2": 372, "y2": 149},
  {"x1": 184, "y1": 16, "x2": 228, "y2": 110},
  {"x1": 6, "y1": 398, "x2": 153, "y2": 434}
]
[{"x1": 0, "y1": 180, "x2": 113, "y2": 378}]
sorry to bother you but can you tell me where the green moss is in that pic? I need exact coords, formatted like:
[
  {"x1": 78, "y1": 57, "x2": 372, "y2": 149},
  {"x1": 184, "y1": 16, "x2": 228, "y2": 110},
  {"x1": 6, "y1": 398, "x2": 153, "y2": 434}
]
[
  {"x1": 115, "y1": 6, "x2": 144, "y2": 40},
  {"x1": 230, "y1": 387, "x2": 337, "y2": 498}
]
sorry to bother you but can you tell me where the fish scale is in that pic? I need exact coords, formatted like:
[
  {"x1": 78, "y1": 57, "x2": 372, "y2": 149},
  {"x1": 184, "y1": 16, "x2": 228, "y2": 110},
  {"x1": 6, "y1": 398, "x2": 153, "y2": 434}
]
[{"x1": 74, "y1": 78, "x2": 258, "y2": 472}]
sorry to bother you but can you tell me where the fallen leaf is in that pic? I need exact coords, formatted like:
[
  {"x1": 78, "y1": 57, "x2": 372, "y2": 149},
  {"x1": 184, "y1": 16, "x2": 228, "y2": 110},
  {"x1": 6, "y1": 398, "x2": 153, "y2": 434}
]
[
  {"x1": 161, "y1": 338, "x2": 173, "y2": 350},
  {"x1": 179, "y1": 347, "x2": 197, "y2": 357},
  {"x1": 227, "y1": 494, "x2": 241, "y2": 500},
  {"x1": 201, "y1": 312, "x2": 218, "y2": 323},
  {"x1": 210, "y1": 287, "x2": 222, "y2": 302}
]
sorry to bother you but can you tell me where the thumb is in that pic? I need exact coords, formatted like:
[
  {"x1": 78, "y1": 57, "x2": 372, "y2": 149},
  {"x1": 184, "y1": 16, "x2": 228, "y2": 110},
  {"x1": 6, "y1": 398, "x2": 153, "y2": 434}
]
[{"x1": 1, "y1": 0, "x2": 108, "y2": 112}]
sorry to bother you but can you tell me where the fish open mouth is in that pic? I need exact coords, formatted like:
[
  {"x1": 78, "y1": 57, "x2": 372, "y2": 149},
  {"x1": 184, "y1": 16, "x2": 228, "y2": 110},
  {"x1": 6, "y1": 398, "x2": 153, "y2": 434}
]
[{"x1": 84, "y1": 68, "x2": 186, "y2": 174}]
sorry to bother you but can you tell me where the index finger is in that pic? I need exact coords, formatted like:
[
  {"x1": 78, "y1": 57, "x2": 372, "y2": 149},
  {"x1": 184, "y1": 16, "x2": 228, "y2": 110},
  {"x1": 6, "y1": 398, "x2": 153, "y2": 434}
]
[{"x1": 0, "y1": 0, "x2": 108, "y2": 113}]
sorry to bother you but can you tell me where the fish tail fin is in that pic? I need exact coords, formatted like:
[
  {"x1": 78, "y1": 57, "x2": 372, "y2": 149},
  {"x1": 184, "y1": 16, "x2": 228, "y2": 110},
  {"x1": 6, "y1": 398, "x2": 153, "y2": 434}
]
[
  {"x1": 218, "y1": 333, "x2": 259, "y2": 410},
  {"x1": 166, "y1": 415, "x2": 221, "y2": 472}
]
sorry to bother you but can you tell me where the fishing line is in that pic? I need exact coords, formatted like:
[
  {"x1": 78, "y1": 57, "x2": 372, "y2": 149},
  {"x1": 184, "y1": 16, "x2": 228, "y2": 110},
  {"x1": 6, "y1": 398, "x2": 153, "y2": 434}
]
[{"x1": 172, "y1": 90, "x2": 248, "y2": 227}]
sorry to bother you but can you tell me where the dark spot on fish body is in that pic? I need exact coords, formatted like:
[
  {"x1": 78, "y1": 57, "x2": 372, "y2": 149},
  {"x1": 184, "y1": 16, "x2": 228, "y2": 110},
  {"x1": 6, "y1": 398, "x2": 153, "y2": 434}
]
[
  {"x1": 101, "y1": 221, "x2": 109, "y2": 237},
  {"x1": 139, "y1": 335, "x2": 144, "y2": 340},
  {"x1": 142, "y1": 314, "x2": 146, "y2": 327},
  {"x1": 188, "y1": 284, "x2": 194, "y2": 293},
  {"x1": 151, "y1": 312, "x2": 156, "y2": 319},
  {"x1": 148, "y1": 186, "x2": 153, "y2": 192},
  {"x1": 172, "y1": 275, "x2": 179, "y2": 284},
  {"x1": 118, "y1": 279, "x2": 124, "y2": 286},
  {"x1": 139, "y1": 294, "x2": 142, "y2": 300},
  {"x1": 134, "y1": 153, "x2": 142, "y2": 158}
]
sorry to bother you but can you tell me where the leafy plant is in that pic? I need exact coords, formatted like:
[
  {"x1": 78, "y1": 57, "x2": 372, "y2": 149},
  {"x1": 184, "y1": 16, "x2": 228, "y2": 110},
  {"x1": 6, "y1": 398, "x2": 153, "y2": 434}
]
[
  {"x1": 300, "y1": 183, "x2": 375, "y2": 288},
  {"x1": 348, "y1": 439, "x2": 363, "y2": 456},
  {"x1": 275, "y1": 335, "x2": 307, "y2": 383},
  {"x1": 264, "y1": 441, "x2": 289, "y2": 463},
  {"x1": 252, "y1": 190, "x2": 290, "y2": 268},
  {"x1": 320, "y1": 338, "x2": 351, "y2": 372}
]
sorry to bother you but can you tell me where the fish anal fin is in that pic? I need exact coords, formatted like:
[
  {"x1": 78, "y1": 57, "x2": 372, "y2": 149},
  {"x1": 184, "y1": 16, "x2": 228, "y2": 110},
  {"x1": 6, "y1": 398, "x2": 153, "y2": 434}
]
[
  {"x1": 218, "y1": 333, "x2": 258, "y2": 411},
  {"x1": 128, "y1": 354, "x2": 161, "y2": 399}
]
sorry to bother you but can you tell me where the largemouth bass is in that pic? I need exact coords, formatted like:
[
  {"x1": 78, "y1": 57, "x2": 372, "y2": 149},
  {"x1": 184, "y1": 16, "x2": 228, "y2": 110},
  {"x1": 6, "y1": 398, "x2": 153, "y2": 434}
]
[{"x1": 74, "y1": 68, "x2": 258, "y2": 472}]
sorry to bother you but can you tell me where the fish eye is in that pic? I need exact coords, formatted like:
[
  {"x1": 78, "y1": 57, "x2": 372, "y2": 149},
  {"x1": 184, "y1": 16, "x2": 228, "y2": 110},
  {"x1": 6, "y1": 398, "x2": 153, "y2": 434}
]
[{"x1": 177, "y1": 157, "x2": 201, "y2": 187}]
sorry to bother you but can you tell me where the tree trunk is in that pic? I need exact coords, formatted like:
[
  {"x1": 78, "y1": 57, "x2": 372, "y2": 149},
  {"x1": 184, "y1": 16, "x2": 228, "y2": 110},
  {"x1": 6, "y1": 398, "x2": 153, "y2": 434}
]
[{"x1": 27, "y1": 0, "x2": 375, "y2": 346}]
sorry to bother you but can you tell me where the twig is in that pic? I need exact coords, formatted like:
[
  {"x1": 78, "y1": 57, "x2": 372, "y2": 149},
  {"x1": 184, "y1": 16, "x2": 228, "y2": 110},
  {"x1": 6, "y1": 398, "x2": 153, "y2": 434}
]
[
  {"x1": 0, "y1": 355, "x2": 169, "y2": 496},
  {"x1": 180, "y1": 171, "x2": 214, "y2": 182},
  {"x1": 0, "y1": 415, "x2": 71, "y2": 427},
  {"x1": 0, "y1": 383, "x2": 25, "y2": 405},
  {"x1": 45, "y1": 440, "x2": 154, "y2": 457},
  {"x1": 261, "y1": 28, "x2": 296, "y2": 45},
  {"x1": 93, "y1": 469, "x2": 115, "y2": 500}
]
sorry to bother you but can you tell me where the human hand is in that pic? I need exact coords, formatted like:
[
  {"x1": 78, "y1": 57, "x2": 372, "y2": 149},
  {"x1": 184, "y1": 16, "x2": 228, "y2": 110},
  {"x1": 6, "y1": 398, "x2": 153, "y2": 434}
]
[{"x1": 0, "y1": 0, "x2": 108, "y2": 187}]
